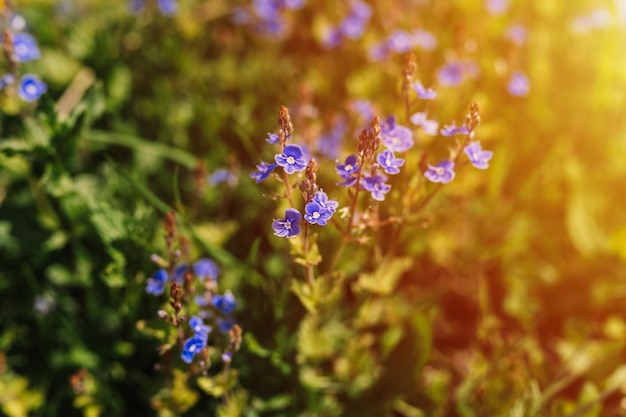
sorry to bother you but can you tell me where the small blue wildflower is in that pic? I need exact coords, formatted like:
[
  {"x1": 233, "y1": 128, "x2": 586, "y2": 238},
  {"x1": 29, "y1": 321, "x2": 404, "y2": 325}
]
[
  {"x1": 266, "y1": 133, "x2": 280, "y2": 144},
  {"x1": 129, "y1": 0, "x2": 145, "y2": 13},
  {"x1": 317, "y1": 117, "x2": 346, "y2": 159},
  {"x1": 18, "y1": 74, "x2": 46, "y2": 102},
  {"x1": 0, "y1": 74, "x2": 15, "y2": 90},
  {"x1": 336, "y1": 154, "x2": 359, "y2": 180},
  {"x1": 322, "y1": 27, "x2": 343, "y2": 48},
  {"x1": 146, "y1": 269, "x2": 168, "y2": 296},
  {"x1": 368, "y1": 42, "x2": 389, "y2": 62},
  {"x1": 304, "y1": 201, "x2": 332, "y2": 226},
  {"x1": 173, "y1": 264, "x2": 188, "y2": 284},
  {"x1": 189, "y1": 315, "x2": 212, "y2": 341},
  {"x1": 275, "y1": 144, "x2": 307, "y2": 174},
  {"x1": 381, "y1": 120, "x2": 414, "y2": 152},
  {"x1": 339, "y1": 15, "x2": 368, "y2": 39},
  {"x1": 440, "y1": 122, "x2": 469, "y2": 137},
  {"x1": 222, "y1": 351, "x2": 233, "y2": 363},
  {"x1": 413, "y1": 82, "x2": 437, "y2": 100},
  {"x1": 181, "y1": 336, "x2": 206, "y2": 364},
  {"x1": 386, "y1": 30, "x2": 413, "y2": 53},
  {"x1": 195, "y1": 294, "x2": 210, "y2": 307},
  {"x1": 250, "y1": 161, "x2": 277, "y2": 183},
  {"x1": 353, "y1": 99, "x2": 375, "y2": 121},
  {"x1": 272, "y1": 208, "x2": 302, "y2": 238},
  {"x1": 437, "y1": 62, "x2": 464, "y2": 87},
  {"x1": 508, "y1": 71, "x2": 529, "y2": 96},
  {"x1": 411, "y1": 29, "x2": 437, "y2": 50},
  {"x1": 218, "y1": 318, "x2": 235, "y2": 333},
  {"x1": 208, "y1": 169, "x2": 238, "y2": 186},
  {"x1": 12, "y1": 33, "x2": 40, "y2": 62},
  {"x1": 193, "y1": 258, "x2": 219, "y2": 281},
  {"x1": 362, "y1": 174, "x2": 391, "y2": 201},
  {"x1": 464, "y1": 142, "x2": 493, "y2": 170},
  {"x1": 410, "y1": 112, "x2": 439, "y2": 136},
  {"x1": 486, "y1": 0, "x2": 508, "y2": 15},
  {"x1": 424, "y1": 160, "x2": 455, "y2": 184},
  {"x1": 213, "y1": 291, "x2": 236, "y2": 315},
  {"x1": 377, "y1": 150, "x2": 405, "y2": 175},
  {"x1": 312, "y1": 190, "x2": 339, "y2": 213},
  {"x1": 8, "y1": 14, "x2": 26, "y2": 32},
  {"x1": 157, "y1": 0, "x2": 178, "y2": 15}
]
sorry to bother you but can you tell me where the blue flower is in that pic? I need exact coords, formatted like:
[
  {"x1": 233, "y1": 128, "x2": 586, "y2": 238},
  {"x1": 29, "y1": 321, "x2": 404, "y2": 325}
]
[
  {"x1": 424, "y1": 160, "x2": 455, "y2": 183},
  {"x1": 218, "y1": 318, "x2": 235, "y2": 333},
  {"x1": 266, "y1": 133, "x2": 280, "y2": 144},
  {"x1": 18, "y1": 74, "x2": 46, "y2": 102},
  {"x1": 377, "y1": 150, "x2": 405, "y2": 175},
  {"x1": 272, "y1": 208, "x2": 302, "y2": 238},
  {"x1": 12, "y1": 33, "x2": 40, "y2": 62},
  {"x1": 353, "y1": 99, "x2": 375, "y2": 121},
  {"x1": 173, "y1": 264, "x2": 188, "y2": 284},
  {"x1": 304, "y1": 201, "x2": 331, "y2": 226},
  {"x1": 0, "y1": 74, "x2": 15, "y2": 90},
  {"x1": 146, "y1": 269, "x2": 168, "y2": 296},
  {"x1": 193, "y1": 258, "x2": 219, "y2": 281},
  {"x1": 386, "y1": 30, "x2": 413, "y2": 53},
  {"x1": 508, "y1": 71, "x2": 529, "y2": 97},
  {"x1": 381, "y1": 123, "x2": 414, "y2": 152},
  {"x1": 195, "y1": 294, "x2": 210, "y2": 307},
  {"x1": 464, "y1": 142, "x2": 493, "y2": 169},
  {"x1": 208, "y1": 169, "x2": 238, "y2": 186},
  {"x1": 157, "y1": 0, "x2": 178, "y2": 15},
  {"x1": 275, "y1": 144, "x2": 307, "y2": 174},
  {"x1": 317, "y1": 117, "x2": 346, "y2": 159},
  {"x1": 437, "y1": 62, "x2": 464, "y2": 87},
  {"x1": 189, "y1": 315, "x2": 212, "y2": 341},
  {"x1": 336, "y1": 154, "x2": 359, "y2": 179},
  {"x1": 312, "y1": 190, "x2": 338, "y2": 213},
  {"x1": 410, "y1": 112, "x2": 439, "y2": 136},
  {"x1": 411, "y1": 29, "x2": 437, "y2": 51},
  {"x1": 413, "y1": 82, "x2": 437, "y2": 100},
  {"x1": 368, "y1": 42, "x2": 389, "y2": 62},
  {"x1": 181, "y1": 336, "x2": 206, "y2": 364},
  {"x1": 250, "y1": 161, "x2": 277, "y2": 183},
  {"x1": 440, "y1": 122, "x2": 469, "y2": 137},
  {"x1": 362, "y1": 174, "x2": 391, "y2": 201},
  {"x1": 213, "y1": 291, "x2": 236, "y2": 315}
]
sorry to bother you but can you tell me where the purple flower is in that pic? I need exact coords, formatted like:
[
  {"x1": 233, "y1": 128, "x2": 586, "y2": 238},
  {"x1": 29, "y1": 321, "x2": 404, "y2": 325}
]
[
  {"x1": 266, "y1": 133, "x2": 280, "y2": 144},
  {"x1": 304, "y1": 201, "x2": 332, "y2": 225},
  {"x1": 275, "y1": 144, "x2": 307, "y2": 174},
  {"x1": 424, "y1": 160, "x2": 455, "y2": 184},
  {"x1": 508, "y1": 71, "x2": 529, "y2": 96},
  {"x1": 181, "y1": 336, "x2": 206, "y2": 364},
  {"x1": 377, "y1": 150, "x2": 405, "y2": 175},
  {"x1": 174, "y1": 264, "x2": 188, "y2": 284},
  {"x1": 464, "y1": 141, "x2": 493, "y2": 169},
  {"x1": 0, "y1": 74, "x2": 15, "y2": 90},
  {"x1": 193, "y1": 258, "x2": 219, "y2": 281},
  {"x1": 486, "y1": 0, "x2": 508, "y2": 15},
  {"x1": 312, "y1": 190, "x2": 339, "y2": 213},
  {"x1": 157, "y1": 0, "x2": 178, "y2": 15},
  {"x1": 272, "y1": 208, "x2": 302, "y2": 238},
  {"x1": 250, "y1": 161, "x2": 277, "y2": 183},
  {"x1": 340, "y1": 16, "x2": 367, "y2": 39},
  {"x1": 381, "y1": 124, "x2": 414, "y2": 152},
  {"x1": 413, "y1": 81, "x2": 437, "y2": 100},
  {"x1": 362, "y1": 174, "x2": 391, "y2": 201},
  {"x1": 281, "y1": 0, "x2": 305, "y2": 9},
  {"x1": 437, "y1": 62, "x2": 464, "y2": 87},
  {"x1": 368, "y1": 42, "x2": 389, "y2": 62},
  {"x1": 208, "y1": 169, "x2": 238, "y2": 186},
  {"x1": 218, "y1": 318, "x2": 235, "y2": 333},
  {"x1": 12, "y1": 33, "x2": 40, "y2": 62},
  {"x1": 213, "y1": 291, "x2": 236, "y2": 315},
  {"x1": 146, "y1": 269, "x2": 168, "y2": 296},
  {"x1": 18, "y1": 74, "x2": 46, "y2": 102},
  {"x1": 440, "y1": 122, "x2": 469, "y2": 137},
  {"x1": 411, "y1": 29, "x2": 437, "y2": 50},
  {"x1": 189, "y1": 315, "x2": 212, "y2": 341},
  {"x1": 410, "y1": 112, "x2": 439, "y2": 136},
  {"x1": 322, "y1": 27, "x2": 343, "y2": 48},
  {"x1": 353, "y1": 99, "x2": 375, "y2": 121},
  {"x1": 336, "y1": 154, "x2": 359, "y2": 180},
  {"x1": 317, "y1": 117, "x2": 346, "y2": 159},
  {"x1": 386, "y1": 30, "x2": 413, "y2": 53}
]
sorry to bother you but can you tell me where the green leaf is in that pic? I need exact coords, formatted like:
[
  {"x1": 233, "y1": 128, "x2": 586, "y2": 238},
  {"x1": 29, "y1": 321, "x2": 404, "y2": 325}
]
[{"x1": 354, "y1": 257, "x2": 413, "y2": 295}]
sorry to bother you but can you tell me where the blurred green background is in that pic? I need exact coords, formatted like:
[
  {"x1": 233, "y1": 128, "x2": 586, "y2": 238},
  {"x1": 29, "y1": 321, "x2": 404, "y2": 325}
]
[{"x1": 3, "y1": 0, "x2": 626, "y2": 416}]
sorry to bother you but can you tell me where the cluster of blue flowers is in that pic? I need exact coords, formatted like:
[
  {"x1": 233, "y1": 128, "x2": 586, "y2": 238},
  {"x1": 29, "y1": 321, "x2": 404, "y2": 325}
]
[
  {"x1": 232, "y1": 0, "x2": 305, "y2": 37},
  {"x1": 369, "y1": 29, "x2": 437, "y2": 61},
  {"x1": 130, "y1": 0, "x2": 178, "y2": 16},
  {"x1": 322, "y1": 1, "x2": 372, "y2": 49},
  {"x1": 0, "y1": 9, "x2": 47, "y2": 102}
]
